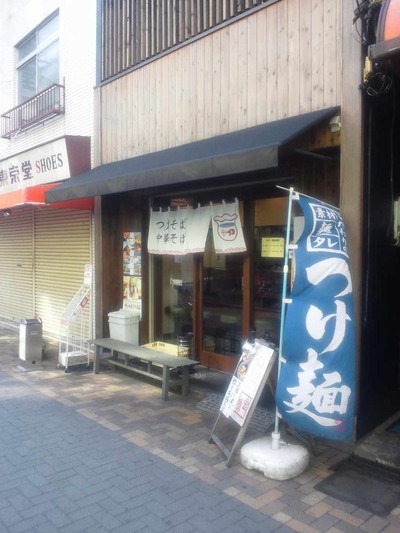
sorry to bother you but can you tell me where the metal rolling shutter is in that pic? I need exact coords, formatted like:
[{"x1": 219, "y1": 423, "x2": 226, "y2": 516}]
[
  {"x1": 34, "y1": 207, "x2": 92, "y2": 339},
  {"x1": 90, "y1": 213, "x2": 96, "y2": 337},
  {"x1": 0, "y1": 206, "x2": 34, "y2": 322}
]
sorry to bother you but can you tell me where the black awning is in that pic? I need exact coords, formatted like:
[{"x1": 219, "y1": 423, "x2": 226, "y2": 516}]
[
  {"x1": 46, "y1": 107, "x2": 339, "y2": 203},
  {"x1": 369, "y1": 36, "x2": 400, "y2": 60}
]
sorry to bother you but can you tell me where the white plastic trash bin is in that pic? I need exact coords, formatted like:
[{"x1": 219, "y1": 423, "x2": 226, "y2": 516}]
[{"x1": 108, "y1": 309, "x2": 140, "y2": 344}]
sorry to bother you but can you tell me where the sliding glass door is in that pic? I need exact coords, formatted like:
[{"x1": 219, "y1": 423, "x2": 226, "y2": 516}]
[{"x1": 200, "y1": 228, "x2": 244, "y2": 371}]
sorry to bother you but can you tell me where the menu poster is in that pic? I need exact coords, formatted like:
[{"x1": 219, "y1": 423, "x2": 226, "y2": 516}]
[
  {"x1": 122, "y1": 232, "x2": 142, "y2": 316},
  {"x1": 123, "y1": 232, "x2": 141, "y2": 276},
  {"x1": 220, "y1": 339, "x2": 275, "y2": 427},
  {"x1": 261, "y1": 237, "x2": 284, "y2": 258}
]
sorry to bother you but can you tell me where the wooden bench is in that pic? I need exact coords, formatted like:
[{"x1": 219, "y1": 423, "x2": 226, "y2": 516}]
[{"x1": 89, "y1": 338, "x2": 198, "y2": 400}]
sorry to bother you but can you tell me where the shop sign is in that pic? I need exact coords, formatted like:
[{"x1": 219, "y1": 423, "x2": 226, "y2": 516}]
[
  {"x1": 148, "y1": 199, "x2": 247, "y2": 255},
  {"x1": 220, "y1": 339, "x2": 275, "y2": 427},
  {"x1": 0, "y1": 138, "x2": 70, "y2": 194},
  {"x1": 276, "y1": 193, "x2": 356, "y2": 441},
  {"x1": 209, "y1": 338, "x2": 276, "y2": 466},
  {"x1": 211, "y1": 200, "x2": 247, "y2": 254},
  {"x1": 148, "y1": 204, "x2": 212, "y2": 255}
]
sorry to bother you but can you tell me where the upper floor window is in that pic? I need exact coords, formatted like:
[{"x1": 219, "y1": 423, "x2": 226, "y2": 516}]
[
  {"x1": 17, "y1": 11, "x2": 59, "y2": 103},
  {"x1": 101, "y1": 0, "x2": 272, "y2": 82}
]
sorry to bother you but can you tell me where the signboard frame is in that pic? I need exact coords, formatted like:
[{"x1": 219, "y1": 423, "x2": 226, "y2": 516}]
[{"x1": 209, "y1": 338, "x2": 277, "y2": 466}]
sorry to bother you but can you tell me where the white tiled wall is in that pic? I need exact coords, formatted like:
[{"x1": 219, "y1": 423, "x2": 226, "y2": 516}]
[{"x1": 0, "y1": 0, "x2": 96, "y2": 165}]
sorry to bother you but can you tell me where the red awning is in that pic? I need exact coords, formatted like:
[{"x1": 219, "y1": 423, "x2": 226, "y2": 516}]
[
  {"x1": 382, "y1": 0, "x2": 400, "y2": 41},
  {"x1": 369, "y1": 0, "x2": 400, "y2": 61},
  {"x1": 0, "y1": 182, "x2": 93, "y2": 211}
]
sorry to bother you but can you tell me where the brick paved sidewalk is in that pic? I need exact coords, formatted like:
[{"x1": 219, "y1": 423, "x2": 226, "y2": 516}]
[{"x1": 0, "y1": 325, "x2": 399, "y2": 532}]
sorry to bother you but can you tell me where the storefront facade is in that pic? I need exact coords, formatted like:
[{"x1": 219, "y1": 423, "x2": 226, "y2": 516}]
[
  {"x1": 0, "y1": 137, "x2": 94, "y2": 339},
  {"x1": 0, "y1": 0, "x2": 97, "y2": 341},
  {"x1": 48, "y1": 110, "x2": 341, "y2": 372},
  {"x1": 48, "y1": 0, "x2": 395, "y2": 439},
  {"x1": 357, "y1": 0, "x2": 400, "y2": 434}
]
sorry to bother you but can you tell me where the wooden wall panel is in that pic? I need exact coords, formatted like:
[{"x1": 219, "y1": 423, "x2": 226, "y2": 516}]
[
  {"x1": 155, "y1": 57, "x2": 164, "y2": 150},
  {"x1": 174, "y1": 49, "x2": 183, "y2": 146},
  {"x1": 211, "y1": 30, "x2": 222, "y2": 136},
  {"x1": 181, "y1": 45, "x2": 191, "y2": 143},
  {"x1": 203, "y1": 36, "x2": 214, "y2": 138},
  {"x1": 255, "y1": 9, "x2": 267, "y2": 124},
  {"x1": 287, "y1": 0, "x2": 300, "y2": 117},
  {"x1": 143, "y1": 66, "x2": 149, "y2": 152},
  {"x1": 120, "y1": 74, "x2": 128, "y2": 160},
  {"x1": 195, "y1": 37, "x2": 205, "y2": 141},
  {"x1": 323, "y1": 0, "x2": 338, "y2": 107},
  {"x1": 168, "y1": 52, "x2": 177, "y2": 146},
  {"x1": 227, "y1": 21, "x2": 239, "y2": 132},
  {"x1": 340, "y1": 0, "x2": 363, "y2": 374},
  {"x1": 189, "y1": 36, "x2": 199, "y2": 140},
  {"x1": 237, "y1": 16, "x2": 249, "y2": 130},
  {"x1": 159, "y1": 50, "x2": 169, "y2": 147},
  {"x1": 276, "y1": 0, "x2": 289, "y2": 119},
  {"x1": 96, "y1": 0, "x2": 341, "y2": 166},
  {"x1": 126, "y1": 67, "x2": 135, "y2": 155},
  {"x1": 299, "y1": 0, "x2": 312, "y2": 114},
  {"x1": 220, "y1": 26, "x2": 230, "y2": 134},
  {"x1": 266, "y1": 3, "x2": 278, "y2": 122},
  {"x1": 246, "y1": 15, "x2": 257, "y2": 126},
  {"x1": 311, "y1": 0, "x2": 325, "y2": 109}
]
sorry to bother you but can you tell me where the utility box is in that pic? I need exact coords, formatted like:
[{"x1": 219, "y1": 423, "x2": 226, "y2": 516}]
[
  {"x1": 18, "y1": 318, "x2": 43, "y2": 372},
  {"x1": 108, "y1": 309, "x2": 140, "y2": 344}
]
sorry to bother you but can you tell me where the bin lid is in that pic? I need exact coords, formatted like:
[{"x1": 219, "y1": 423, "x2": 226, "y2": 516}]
[
  {"x1": 108, "y1": 309, "x2": 140, "y2": 318},
  {"x1": 20, "y1": 318, "x2": 42, "y2": 325}
]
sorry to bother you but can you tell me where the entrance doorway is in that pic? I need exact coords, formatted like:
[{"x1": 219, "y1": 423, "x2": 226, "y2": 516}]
[
  {"x1": 200, "y1": 228, "x2": 244, "y2": 372},
  {"x1": 156, "y1": 254, "x2": 194, "y2": 346},
  {"x1": 198, "y1": 197, "x2": 287, "y2": 372},
  {"x1": 154, "y1": 196, "x2": 288, "y2": 373}
]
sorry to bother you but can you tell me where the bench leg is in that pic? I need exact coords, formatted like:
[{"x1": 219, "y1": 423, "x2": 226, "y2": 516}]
[
  {"x1": 181, "y1": 366, "x2": 190, "y2": 396},
  {"x1": 162, "y1": 365, "x2": 170, "y2": 401},
  {"x1": 93, "y1": 346, "x2": 100, "y2": 374}
]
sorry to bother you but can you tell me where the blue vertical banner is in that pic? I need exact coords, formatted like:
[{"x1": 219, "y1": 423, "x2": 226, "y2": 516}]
[{"x1": 275, "y1": 193, "x2": 356, "y2": 441}]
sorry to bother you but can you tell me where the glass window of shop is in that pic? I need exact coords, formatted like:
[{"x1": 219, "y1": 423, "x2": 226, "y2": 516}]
[
  {"x1": 252, "y1": 197, "x2": 288, "y2": 346},
  {"x1": 157, "y1": 254, "x2": 194, "y2": 346},
  {"x1": 153, "y1": 195, "x2": 288, "y2": 372}
]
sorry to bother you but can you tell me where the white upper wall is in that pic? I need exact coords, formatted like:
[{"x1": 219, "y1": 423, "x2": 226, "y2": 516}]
[{"x1": 0, "y1": 0, "x2": 96, "y2": 163}]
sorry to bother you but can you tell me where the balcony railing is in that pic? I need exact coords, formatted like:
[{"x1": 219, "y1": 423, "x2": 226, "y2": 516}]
[{"x1": 1, "y1": 83, "x2": 65, "y2": 139}]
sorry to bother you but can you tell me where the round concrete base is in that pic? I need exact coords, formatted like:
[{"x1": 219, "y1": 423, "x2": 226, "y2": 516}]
[{"x1": 240, "y1": 433, "x2": 310, "y2": 481}]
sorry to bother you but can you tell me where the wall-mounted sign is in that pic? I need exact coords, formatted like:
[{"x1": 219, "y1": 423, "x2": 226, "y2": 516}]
[
  {"x1": 261, "y1": 237, "x2": 284, "y2": 258},
  {"x1": 0, "y1": 138, "x2": 71, "y2": 194}
]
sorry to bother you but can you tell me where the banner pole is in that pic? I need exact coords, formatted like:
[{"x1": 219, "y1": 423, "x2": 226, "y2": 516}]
[
  {"x1": 273, "y1": 186, "x2": 295, "y2": 438},
  {"x1": 239, "y1": 186, "x2": 309, "y2": 478}
]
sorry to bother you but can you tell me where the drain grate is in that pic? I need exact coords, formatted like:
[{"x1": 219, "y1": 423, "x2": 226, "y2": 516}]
[
  {"x1": 196, "y1": 392, "x2": 275, "y2": 432},
  {"x1": 315, "y1": 455, "x2": 400, "y2": 516},
  {"x1": 334, "y1": 455, "x2": 400, "y2": 483}
]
